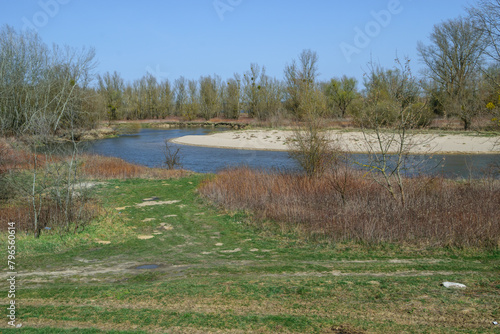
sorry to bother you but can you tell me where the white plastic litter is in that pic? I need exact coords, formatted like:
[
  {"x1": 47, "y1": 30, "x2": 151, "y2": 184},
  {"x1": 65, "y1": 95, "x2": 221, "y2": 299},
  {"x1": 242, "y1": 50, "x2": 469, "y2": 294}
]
[{"x1": 441, "y1": 281, "x2": 466, "y2": 288}]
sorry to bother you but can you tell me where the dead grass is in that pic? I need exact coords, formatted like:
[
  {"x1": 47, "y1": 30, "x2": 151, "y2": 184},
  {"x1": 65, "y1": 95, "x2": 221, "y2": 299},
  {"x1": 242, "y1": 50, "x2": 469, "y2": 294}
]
[
  {"x1": 199, "y1": 167, "x2": 500, "y2": 249},
  {"x1": 429, "y1": 115, "x2": 499, "y2": 131},
  {"x1": 0, "y1": 199, "x2": 101, "y2": 232},
  {"x1": 80, "y1": 154, "x2": 190, "y2": 180},
  {"x1": 0, "y1": 137, "x2": 58, "y2": 173}
]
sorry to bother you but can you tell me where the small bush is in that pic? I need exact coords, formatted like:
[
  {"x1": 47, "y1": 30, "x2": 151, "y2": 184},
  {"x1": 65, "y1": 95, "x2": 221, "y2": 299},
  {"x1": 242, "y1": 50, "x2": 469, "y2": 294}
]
[
  {"x1": 162, "y1": 139, "x2": 183, "y2": 170},
  {"x1": 288, "y1": 118, "x2": 341, "y2": 177}
]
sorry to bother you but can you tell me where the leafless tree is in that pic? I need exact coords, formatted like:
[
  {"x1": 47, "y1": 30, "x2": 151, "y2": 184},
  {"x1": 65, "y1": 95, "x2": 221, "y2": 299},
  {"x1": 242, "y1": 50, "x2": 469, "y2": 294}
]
[
  {"x1": 0, "y1": 25, "x2": 97, "y2": 236},
  {"x1": 162, "y1": 139, "x2": 182, "y2": 170},
  {"x1": 288, "y1": 116, "x2": 336, "y2": 177},
  {"x1": 186, "y1": 79, "x2": 199, "y2": 120},
  {"x1": 174, "y1": 76, "x2": 188, "y2": 117},
  {"x1": 468, "y1": 0, "x2": 500, "y2": 134},
  {"x1": 468, "y1": 0, "x2": 500, "y2": 64},
  {"x1": 260, "y1": 75, "x2": 284, "y2": 123},
  {"x1": 357, "y1": 59, "x2": 431, "y2": 207},
  {"x1": 223, "y1": 74, "x2": 241, "y2": 119},
  {"x1": 417, "y1": 17, "x2": 487, "y2": 129},
  {"x1": 284, "y1": 49, "x2": 324, "y2": 119},
  {"x1": 144, "y1": 73, "x2": 159, "y2": 119},
  {"x1": 242, "y1": 63, "x2": 266, "y2": 119},
  {"x1": 159, "y1": 79, "x2": 174, "y2": 118}
]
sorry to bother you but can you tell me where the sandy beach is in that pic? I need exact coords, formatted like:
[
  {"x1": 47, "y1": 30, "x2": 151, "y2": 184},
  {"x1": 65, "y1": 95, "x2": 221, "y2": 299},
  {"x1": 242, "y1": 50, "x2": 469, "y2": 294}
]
[{"x1": 171, "y1": 129, "x2": 500, "y2": 154}]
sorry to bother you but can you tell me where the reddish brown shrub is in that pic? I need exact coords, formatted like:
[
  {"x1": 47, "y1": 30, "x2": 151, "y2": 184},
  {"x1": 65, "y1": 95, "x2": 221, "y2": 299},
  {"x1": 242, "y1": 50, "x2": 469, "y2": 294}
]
[
  {"x1": 80, "y1": 154, "x2": 189, "y2": 180},
  {"x1": 0, "y1": 138, "x2": 56, "y2": 174},
  {"x1": 0, "y1": 199, "x2": 101, "y2": 234},
  {"x1": 199, "y1": 167, "x2": 500, "y2": 248}
]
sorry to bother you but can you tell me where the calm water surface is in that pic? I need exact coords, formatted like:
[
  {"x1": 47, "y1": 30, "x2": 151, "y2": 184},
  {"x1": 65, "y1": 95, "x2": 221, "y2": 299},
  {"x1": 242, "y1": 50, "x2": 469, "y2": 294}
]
[{"x1": 84, "y1": 128, "x2": 500, "y2": 178}]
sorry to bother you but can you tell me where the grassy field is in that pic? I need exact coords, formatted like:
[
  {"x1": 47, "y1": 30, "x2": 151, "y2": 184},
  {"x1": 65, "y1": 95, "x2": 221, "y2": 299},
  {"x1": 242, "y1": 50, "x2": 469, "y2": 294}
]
[{"x1": 1, "y1": 174, "x2": 499, "y2": 333}]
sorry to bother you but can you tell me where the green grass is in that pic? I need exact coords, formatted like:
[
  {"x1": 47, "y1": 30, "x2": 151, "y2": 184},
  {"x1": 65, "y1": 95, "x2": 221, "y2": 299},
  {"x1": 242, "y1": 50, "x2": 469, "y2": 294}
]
[{"x1": 1, "y1": 175, "x2": 499, "y2": 333}]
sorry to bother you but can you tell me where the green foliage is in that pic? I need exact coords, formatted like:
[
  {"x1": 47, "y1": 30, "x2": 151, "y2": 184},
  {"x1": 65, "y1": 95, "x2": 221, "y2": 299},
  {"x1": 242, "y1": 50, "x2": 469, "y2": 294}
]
[
  {"x1": 409, "y1": 102, "x2": 433, "y2": 127},
  {"x1": 223, "y1": 76, "x2": 241, "y2": 119},
  {"x1": 199, "y1": 75, "x2": 221, "y2": 120},
  {"x1": 324, "y1": 76, "x2": 358, "y2": 118},
  {"x1": 355, "y1": 99, "x2": 401, "y2": 127}
]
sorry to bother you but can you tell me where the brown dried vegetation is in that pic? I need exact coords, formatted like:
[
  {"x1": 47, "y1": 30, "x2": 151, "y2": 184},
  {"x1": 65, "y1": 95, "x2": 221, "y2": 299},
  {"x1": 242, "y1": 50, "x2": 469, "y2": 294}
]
[
  {"x1": 0, "y1": 139, "x2": 186, "y2": 233},
  {"x1": 199, "y1": 167, "x2": 500, "y2": 248}
]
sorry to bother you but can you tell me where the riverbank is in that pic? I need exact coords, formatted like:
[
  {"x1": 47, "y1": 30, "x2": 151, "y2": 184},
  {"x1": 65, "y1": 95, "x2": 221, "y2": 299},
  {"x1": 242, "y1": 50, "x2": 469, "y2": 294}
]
[
  {"x1": 2, "y1": 174, "x2": 498, "y2": 333},
  {"x1": 171, "y1": 129, "x2": 500, "y2": 154},
  {"x1": 72, "y1": 119, "x2": 249, "y2": 142},
  {"x1": 110, "y1": 117, "x2": 251, "y2": 129}
]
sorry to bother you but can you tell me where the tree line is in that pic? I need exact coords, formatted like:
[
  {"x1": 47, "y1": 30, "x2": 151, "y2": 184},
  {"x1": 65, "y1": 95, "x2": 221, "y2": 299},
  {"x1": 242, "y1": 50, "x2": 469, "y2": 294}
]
[{"x1": 0, "y1": 0, "x2": 499, "y2": 135}]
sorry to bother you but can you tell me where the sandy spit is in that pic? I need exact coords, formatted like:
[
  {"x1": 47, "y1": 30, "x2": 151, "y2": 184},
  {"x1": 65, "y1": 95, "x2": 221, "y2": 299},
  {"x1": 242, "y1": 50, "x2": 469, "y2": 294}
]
[{"x1": 170, "y1": 129, "x2": 500, "y2": 154}]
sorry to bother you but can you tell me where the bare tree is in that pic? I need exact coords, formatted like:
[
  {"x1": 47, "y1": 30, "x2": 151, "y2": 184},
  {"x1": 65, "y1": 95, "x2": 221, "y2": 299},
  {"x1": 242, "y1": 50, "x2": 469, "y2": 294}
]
[
  {"x1": 159, "y1": 79, "x2": 174, "y2": 118},
  {"x1": 468, "y1": 0, "x2": 500, "y2": 131},
  {"x1": 0, "y1": 25, "x2": 97, "y2": 236},
  {"x1": 417, "y1": 17, "x2": 487, "y2": 129},
  {"x1": 357, "y1": 59, "x2": 430, "y2": 206},
  {"x1": 284, "y1": 49, "x2": 324, "y2": 119},
  {"x1": 260, "y1": 75, "x2": 284, "y2": 122},
  {"x1": 144, "y1": 73, "x2": 159, "y2": 119},
  {"x1": 468, "y1": 0, "x2": 500, "y2": 64},
  {"x1": 223, "y1": 74, "x2": 241, "y2": 119},
  {"x1": 162, "y1": 139, "x2": 182, "y2": 170},
  {"x1": 186, "y1": 79, "x2": 199, "y2": 120},
  {"x1": 242, "y1": 63, "x2": 265, "y2": 119},
  {"x1": 174, "y1": 76, "x2": 188, "y2": 117}
]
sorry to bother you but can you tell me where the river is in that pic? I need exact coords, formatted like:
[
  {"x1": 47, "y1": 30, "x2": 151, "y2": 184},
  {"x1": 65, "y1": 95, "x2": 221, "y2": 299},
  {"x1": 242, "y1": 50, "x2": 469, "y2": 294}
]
[{"x1": 84, "y1": 128, "x2": 500, "y2": 178}]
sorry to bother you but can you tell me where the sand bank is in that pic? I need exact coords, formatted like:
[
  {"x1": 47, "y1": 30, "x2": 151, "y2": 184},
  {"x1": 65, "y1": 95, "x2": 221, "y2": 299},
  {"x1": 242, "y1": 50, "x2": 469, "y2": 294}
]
[{"x1": 171, "y1": 129, "x2": 500, "y2": 154}]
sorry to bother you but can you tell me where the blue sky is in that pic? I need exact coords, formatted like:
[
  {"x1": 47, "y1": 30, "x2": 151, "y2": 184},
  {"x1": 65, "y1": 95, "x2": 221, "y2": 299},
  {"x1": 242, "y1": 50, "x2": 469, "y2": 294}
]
[{"x1": 0, "y1": 0, "x2": 474, "y2": 85}]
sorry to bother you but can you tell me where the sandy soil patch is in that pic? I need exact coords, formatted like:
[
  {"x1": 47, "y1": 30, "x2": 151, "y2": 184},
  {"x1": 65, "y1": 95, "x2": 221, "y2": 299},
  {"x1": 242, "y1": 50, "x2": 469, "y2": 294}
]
[
  {"x1": 220, "y1": 248, "x2": 241, "y2": 253},
  {"x1": 135, "y1": 200, "x2": 181, "y2": 207},
  {"x1": 160, "y1": 223, "x2": 174, "y2": 230},
  {"x1": 137, "y1": 235, "x2": 154, "y2": 240}
]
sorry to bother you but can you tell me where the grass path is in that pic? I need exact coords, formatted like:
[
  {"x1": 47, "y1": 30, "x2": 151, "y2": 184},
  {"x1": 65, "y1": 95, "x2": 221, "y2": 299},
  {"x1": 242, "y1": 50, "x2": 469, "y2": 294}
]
[{"x1": 1, "y1": 175, "x2": 499, "y2": 333}]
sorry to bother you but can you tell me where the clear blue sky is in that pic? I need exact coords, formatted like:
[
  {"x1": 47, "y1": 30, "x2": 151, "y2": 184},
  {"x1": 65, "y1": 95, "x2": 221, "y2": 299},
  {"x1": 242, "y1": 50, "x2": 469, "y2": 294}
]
[{"x1": 0, "y1": 0, "x2": 474, "y2": 85}]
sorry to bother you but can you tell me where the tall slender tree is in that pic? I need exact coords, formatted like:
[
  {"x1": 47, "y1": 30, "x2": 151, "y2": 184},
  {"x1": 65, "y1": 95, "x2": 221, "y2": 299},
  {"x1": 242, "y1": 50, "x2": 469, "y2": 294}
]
[{"x1": 417, "y1": 17, "x2": 487, "y2": 129}]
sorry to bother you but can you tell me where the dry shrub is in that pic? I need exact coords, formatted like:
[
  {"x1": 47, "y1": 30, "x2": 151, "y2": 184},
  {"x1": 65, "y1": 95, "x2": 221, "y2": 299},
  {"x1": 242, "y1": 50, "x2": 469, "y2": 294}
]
[
  {"x1": 1, "y1": 139, "x2": 187, "y2": 180},
  {"x1": 80, "y1": 154, "x2": 148, "y2": 179},
  {"x1": 80, "y1": 154, "x2": 189, "y2": 179},
  {"x1": 0, "y1": 138, "x2": 57, "y2": 173},
  {"x1": 199, "y1": 167, "x2": 500, "y2": 249},
  {"x1": 0, "y1": 142, "x2": 186, "y2": 235},
  {"x1": 0, "y1": 198, "x2": 101, "y2": 233}
]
